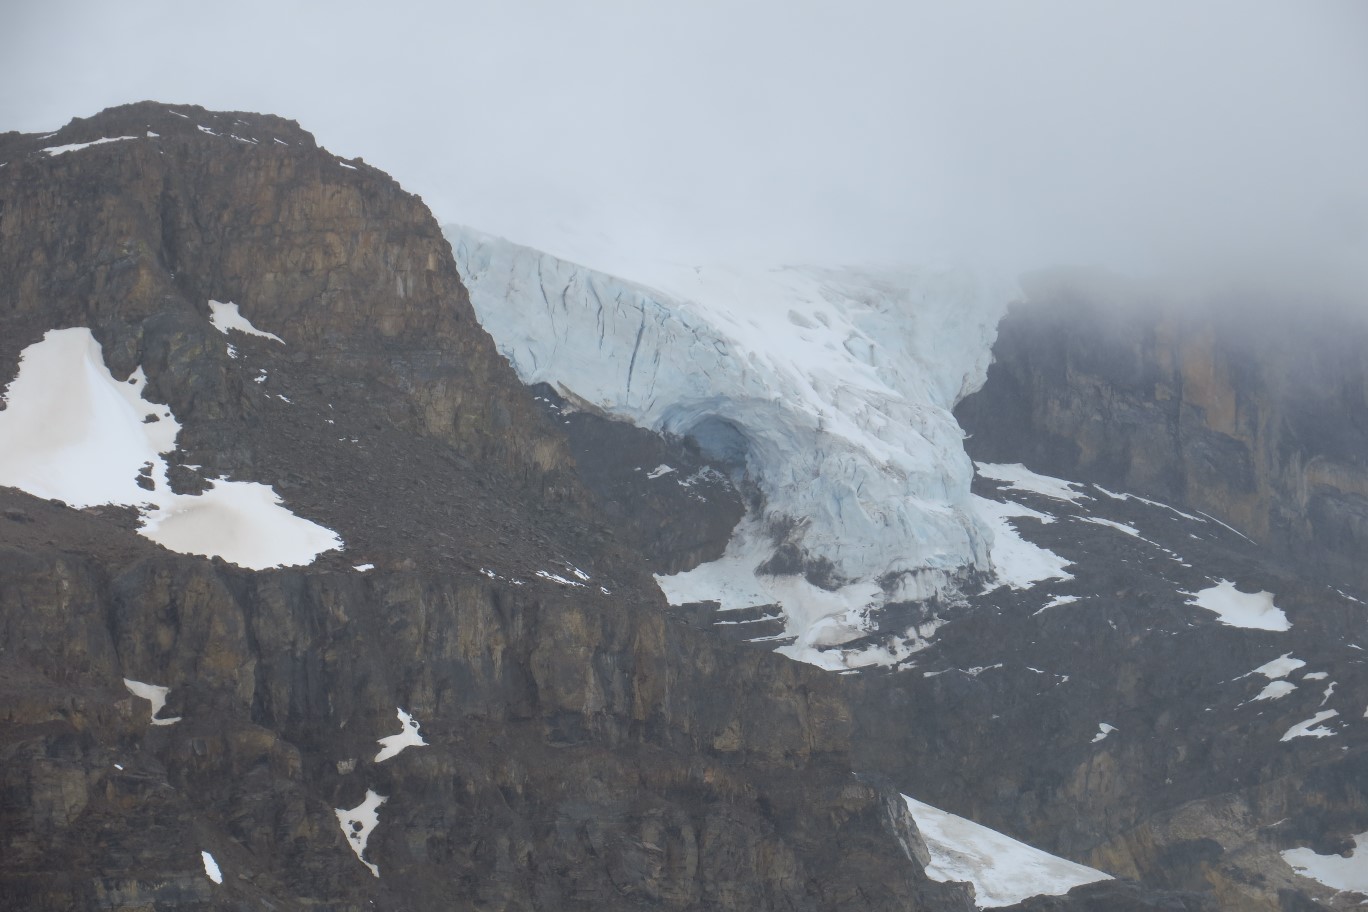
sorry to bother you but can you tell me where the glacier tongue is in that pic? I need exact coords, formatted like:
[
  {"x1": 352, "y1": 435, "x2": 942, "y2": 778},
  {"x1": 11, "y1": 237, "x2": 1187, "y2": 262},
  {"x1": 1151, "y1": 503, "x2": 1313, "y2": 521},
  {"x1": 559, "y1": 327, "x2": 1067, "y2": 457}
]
[{"x1": 447, "y1": 224, "x2": 1009, "y2": 669}]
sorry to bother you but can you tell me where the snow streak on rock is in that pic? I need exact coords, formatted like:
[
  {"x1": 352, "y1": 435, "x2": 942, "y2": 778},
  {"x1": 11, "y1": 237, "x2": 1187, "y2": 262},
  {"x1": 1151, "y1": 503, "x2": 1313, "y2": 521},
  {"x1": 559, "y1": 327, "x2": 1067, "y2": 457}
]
[{"x1": 448, "y1": 225, "x2": 1007, "y2": 668}]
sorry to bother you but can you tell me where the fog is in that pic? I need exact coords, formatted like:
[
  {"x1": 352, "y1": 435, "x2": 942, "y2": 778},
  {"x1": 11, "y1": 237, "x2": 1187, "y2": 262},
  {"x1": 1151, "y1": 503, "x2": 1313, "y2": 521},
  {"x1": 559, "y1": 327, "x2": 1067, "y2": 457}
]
[{"x1": 5, "y1": 1, "x2": 1365, "y2": 291}]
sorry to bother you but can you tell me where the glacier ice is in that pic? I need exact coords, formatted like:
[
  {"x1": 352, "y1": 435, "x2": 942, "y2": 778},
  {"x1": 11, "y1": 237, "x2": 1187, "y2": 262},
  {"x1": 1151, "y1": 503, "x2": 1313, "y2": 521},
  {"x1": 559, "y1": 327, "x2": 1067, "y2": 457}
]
[{"x1": 447, "y1": 224, "x2": 1012, "y2": 668}]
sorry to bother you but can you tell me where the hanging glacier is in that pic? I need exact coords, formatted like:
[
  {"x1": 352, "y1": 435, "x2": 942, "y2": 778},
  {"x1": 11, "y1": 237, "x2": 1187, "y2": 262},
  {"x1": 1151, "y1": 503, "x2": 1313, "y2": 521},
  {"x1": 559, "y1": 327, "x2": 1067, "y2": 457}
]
[{"x1": 446, "y1": 224, "x2": 1012, "y2": 669}]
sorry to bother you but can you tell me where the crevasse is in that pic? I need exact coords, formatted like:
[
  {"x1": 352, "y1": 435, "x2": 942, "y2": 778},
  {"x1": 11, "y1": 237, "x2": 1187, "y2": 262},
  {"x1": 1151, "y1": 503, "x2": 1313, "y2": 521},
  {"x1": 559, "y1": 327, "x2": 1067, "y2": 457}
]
[{"x1": 446, "y1": 224, "x2": 1010, "y2": 669}]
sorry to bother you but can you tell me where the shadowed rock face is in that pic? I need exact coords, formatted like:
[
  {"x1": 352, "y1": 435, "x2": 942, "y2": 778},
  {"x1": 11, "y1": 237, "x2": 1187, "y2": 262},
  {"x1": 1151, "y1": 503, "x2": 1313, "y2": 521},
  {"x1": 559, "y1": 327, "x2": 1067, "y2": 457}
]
[
  {"x1": 954, "y1": 272, "x2": 1368, "y2": 592},
  {"x1": 0, "y1": 103, "x2": 964, "y2": 912}
]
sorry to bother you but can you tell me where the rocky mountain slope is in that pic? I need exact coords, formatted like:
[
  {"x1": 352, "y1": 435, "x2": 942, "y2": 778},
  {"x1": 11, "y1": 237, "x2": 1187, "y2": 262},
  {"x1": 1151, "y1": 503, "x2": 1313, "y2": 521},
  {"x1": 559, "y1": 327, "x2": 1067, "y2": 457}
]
[
  {"x1": 3, "y1": 101, "x2": 1362, "y2": 912},
  {"x1": 0, "y1": 103, "x2": 967, "y2": 911}
]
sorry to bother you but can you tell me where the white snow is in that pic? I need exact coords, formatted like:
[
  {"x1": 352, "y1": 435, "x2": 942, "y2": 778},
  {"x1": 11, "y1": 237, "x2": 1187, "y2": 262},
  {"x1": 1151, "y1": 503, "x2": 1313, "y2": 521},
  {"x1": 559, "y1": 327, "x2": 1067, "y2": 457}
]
[
  {"x1": 353, "y1": 563, "x2": 375, "y2": 572},
  {"x1": 201, "y1": 851, "x2": 222, "y2": 884},
  {"x1": 535, "y1": 569, "x2": 587, "y2": 587},
  {"x1": 1035, "y1": 594, "x2": 1080, "y2": 615},
  {"x1": 1077, "y1": 516, "x2": 1143, "y2": 539},
  {"x1": 0, "y1": 328, "x2": 341, "y2": 570},
  {"x1": 1303, "y1": 672, "x2": 1329, "y2": 681},
  {"x1": 1282, "y1": 832, "x2": 1368, "y2": 894},
  {"x1": 123, "y1": 678, "x2": 181, "y2": 726},
  {"x1": 139, "y1": 480, "x2": 343, "y2": 570},
  {"x1": 646, "y1": 464, "x2": 676, "y2": 479},
  {"x1": 40, "y1": 135, "x2": 139, "y2": 155},
  {"x1": 902, "y1": 794, "x2": 1111, "y2": 907},
  {"x1": 1092, "y1": 485, "x2": 1204, "y2": 522},
  {"x1": 207, "y1": 300, "x2": 284, "y2": 343},
  {"x1": 1185, "y1": 580, "x2": 1289, "y2": 632},
  {"x1": 449, "y1": 225, "x2": 1004, "y2": 667},
  {"x1": 1251, "y1": 681, "x2": 1297, "y2": 701},
  {"x1": 973, "y1": 496, "x2": 1074, "y2": 591},
  {"x1": 1281, "y1": 710, "x2": 1339, "y2": 742},
  {"x1": 374, "y1": 708, "x2": 427, "y2": 762},
  {"x1": 1091, "y1": 723, "x2": 1117, "y2": 743},
  {"x1": 976, "y1": 462, "x2": 1088, "y2": 504},
  {"x1": 335, "y1": 790, "x2": 386, "y2": 877},
  {"x1": 1251, "y1": 653, "x2": 1306, "y2": 680},
  {"x1": 338, "y1": 161, "x2": 358, "y2": 170}
]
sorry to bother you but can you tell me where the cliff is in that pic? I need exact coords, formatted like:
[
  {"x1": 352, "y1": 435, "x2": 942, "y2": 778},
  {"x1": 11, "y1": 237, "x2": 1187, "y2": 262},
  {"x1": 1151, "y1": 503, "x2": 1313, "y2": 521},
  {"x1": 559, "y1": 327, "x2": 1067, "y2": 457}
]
[{"x1": 955, "y1": 271, "x2": 1368, "y2": 592}]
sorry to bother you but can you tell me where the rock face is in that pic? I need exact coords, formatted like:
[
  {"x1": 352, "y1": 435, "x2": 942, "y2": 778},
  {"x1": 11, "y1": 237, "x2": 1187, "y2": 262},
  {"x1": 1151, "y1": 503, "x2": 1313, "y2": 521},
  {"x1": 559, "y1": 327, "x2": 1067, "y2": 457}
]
[
  {"x1": 0, "y1": 103, "x2": 965, "y2": 911},
  {"x1": 954, "y1": 271, "x2": 1368, "y2": 592}
]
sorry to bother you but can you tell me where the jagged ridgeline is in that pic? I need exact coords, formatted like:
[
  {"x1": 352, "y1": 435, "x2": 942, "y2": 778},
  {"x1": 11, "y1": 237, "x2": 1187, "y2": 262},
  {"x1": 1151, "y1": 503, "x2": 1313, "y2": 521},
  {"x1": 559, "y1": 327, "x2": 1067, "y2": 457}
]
[{"x1": 0, "y1": 103, "x2": 967, "y2": 911}]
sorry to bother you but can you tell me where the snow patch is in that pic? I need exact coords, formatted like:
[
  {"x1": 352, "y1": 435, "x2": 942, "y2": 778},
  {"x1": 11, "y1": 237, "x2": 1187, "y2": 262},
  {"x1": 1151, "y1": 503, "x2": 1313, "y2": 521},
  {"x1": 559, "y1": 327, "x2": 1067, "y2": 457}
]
[
  {"x1": 201, "y1": 851, "x2": 222, "y2": 884},
  {"x1": 139, "y1": 480, "x2": 343, "y2": 571},
  {"x1": 0, "y1": 328, "x2": 340, "y2": 569},
  {"x1": 123, "y1": 678, "x2": 181, "y2": 726},
  {"x1": 1251, "y1": 653, "x2": 1306, "y2": 680},
  {"x1": 335, "y1": 790, "x2": 386, "y2": 877},
  {"x1": 374, "y1": 708, "x2": 427, "y2": 763},
  {"x1": 973, "y1": 496, "x2": 1073, "y2": 591},
  {"x1": 646, "y1": 464, "x2": 676, "y2": 479},
  {"x1": 1282, "y1": 832, "x2": 1368, "y2": 894},
  {"x1": 1091, "y1": 723, "x2": 1117, "y2": 743},
  {"x1": 1185, "y1": 580, "x2": 1289, "y2": 631},
  {"x1": 207, "y1": 300, "x2": 284, "y2": 343},
  {"x1": 1251, "y1": 681, "x2": 1297, "y2": 701},
  {"x1": 902, "y1": 794, "x2": 1111, "y2": 907},
  {"x1": 1281, "y1": 710, "x2": 1339, "y2": 742},
  {"x1": 976, "y1": 462, "x2": 1088, "y2": 504}
]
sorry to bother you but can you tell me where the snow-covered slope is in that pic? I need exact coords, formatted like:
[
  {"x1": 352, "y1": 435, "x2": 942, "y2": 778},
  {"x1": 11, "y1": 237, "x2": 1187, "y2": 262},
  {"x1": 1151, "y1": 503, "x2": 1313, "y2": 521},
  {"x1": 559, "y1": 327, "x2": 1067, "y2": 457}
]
[{"x1": 447, "y1": 224, "x2": 1010, "y2": 668}]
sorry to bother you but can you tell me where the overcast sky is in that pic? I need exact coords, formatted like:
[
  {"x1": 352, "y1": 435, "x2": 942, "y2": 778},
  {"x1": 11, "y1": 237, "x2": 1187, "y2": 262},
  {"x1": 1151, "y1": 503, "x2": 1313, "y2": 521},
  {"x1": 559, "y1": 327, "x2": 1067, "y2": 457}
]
[{"x1": 5, "y1": 1, "x2": 1366, "y2": 286}]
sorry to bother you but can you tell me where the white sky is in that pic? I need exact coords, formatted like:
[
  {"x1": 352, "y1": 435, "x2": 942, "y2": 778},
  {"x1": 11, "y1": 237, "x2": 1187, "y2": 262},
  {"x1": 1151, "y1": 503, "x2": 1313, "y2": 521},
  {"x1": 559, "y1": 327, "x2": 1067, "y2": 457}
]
[{"x1": 4, "y1": 1, "x2": 1366, "y2": 283}]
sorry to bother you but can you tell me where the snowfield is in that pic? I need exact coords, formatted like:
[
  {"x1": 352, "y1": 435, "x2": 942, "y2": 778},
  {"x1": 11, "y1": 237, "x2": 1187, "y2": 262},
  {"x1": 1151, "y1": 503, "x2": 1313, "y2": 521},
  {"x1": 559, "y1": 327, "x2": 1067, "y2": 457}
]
[
  {"x1": 0, "y1": 327, "x2": 341, "y2": 569},
  {"x1": 448, "y1": 224, "x2": 1009, "y2": 667}
]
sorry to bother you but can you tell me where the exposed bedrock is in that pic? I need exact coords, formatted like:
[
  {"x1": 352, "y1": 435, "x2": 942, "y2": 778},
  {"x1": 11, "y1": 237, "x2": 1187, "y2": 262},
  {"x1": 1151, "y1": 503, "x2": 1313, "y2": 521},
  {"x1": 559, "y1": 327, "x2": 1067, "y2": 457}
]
[{"x1": 955, "y1": 270, "x2": 1368, "y2": 592}]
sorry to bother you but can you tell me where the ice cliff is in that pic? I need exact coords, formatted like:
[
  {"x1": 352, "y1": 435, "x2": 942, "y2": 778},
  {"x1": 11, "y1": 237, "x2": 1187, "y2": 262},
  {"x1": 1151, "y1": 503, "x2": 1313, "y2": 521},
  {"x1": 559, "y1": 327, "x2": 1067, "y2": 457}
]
[{"x1": 446, "y1": 224, "x2": 1011, "y2": 668}]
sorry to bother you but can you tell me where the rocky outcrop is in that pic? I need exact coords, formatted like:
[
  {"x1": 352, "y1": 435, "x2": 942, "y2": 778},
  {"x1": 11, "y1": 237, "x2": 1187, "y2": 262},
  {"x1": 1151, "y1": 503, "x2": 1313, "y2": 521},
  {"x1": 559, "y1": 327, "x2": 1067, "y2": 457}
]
[
  {"x1": 955, "y1": 270, "x2": 1368, "y2": 592},
  {"x1": 0, "y1": 104, "x2": 965, "y2": 911}
]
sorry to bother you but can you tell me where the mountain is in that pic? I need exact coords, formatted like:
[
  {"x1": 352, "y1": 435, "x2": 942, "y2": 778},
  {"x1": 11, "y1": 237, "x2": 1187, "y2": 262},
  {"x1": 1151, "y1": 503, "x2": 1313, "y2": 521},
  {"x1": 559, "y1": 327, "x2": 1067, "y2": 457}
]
[
  {"x1": 2, "y1": 102, "x2": 1362, "y2": 912},
  {"x1": 0, "y1": 103, "x2": 966, "y2": 912}
]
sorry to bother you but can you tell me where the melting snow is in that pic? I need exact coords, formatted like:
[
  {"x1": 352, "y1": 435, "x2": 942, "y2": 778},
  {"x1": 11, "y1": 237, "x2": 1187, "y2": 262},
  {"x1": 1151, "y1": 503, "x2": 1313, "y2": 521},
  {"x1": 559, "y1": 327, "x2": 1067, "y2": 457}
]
[
  {"x1": 1091, "y1": 723, "x2": 1117, "y2": 743},
  {"x1": 646, "y1": 464, "x2": 676, "y2": 479},
  {"x1": 1282, "y1": 832, "x2": 1368, "y2": 893},
  {"x1": 0, "y1": 328, "x2": 341, "y2": 569},
  {"x1": 973, "y1": 497, "x2": 1074, "y2": 591},
  {"x1": 201, "y1": 851, "x2": 222, "y2": 884},
  {"x1": 976, "y1": 462, "x2": 1088, "y2": 504},
  {"x1": 902, "y1": 794, "x2": 1111, "y2": 906},
  {"x1": 1303, "y1": 672, "x2": 1329, "y2": 681},
  {"x1": 1077, "y1": 516, "x2": 1143, "y2": 539},
  {"x1": 207, "y1": 300, "x2": 284, "y2": 343},
  {"x1": 1185, "y1": 580, "x2": 1289, "y2": 632},
  {"x1": 40, "y1": 135, "x2": 140, "y2": 155},
  {"x1": 374, "y1": 708, "x2": 427, "y2": 762},
  {"x1": 123, "y1": 678, "x2": 181, "y2": 726},
  {"x1": 353, "y1": 563, "x2": 375, "y2": 572},
  {"x1": 335, "y1": 790, "x2": 387, "y2": 877},
  {"x1": 1281, "y1": 710, "x2": 1339, "y2": 742}
]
